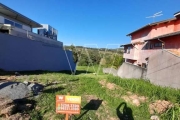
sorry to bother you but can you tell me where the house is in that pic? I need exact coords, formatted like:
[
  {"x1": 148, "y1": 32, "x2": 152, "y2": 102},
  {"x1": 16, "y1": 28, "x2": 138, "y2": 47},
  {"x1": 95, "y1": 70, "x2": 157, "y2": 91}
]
[
  {"x1": 121, "y1": 11, "x2": 180, "y2": 68},
  {"x1": 0, "y1": 3, "x2": 76, "y2": 71}
]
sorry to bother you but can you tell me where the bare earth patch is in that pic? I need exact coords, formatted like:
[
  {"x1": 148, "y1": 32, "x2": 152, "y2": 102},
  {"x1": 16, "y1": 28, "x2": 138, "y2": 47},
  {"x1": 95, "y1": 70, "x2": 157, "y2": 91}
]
[
  {"x1": 84, "y1": 95, "x2": 98, "y2": 102},
  {"x1": 99, "y1": 80, "x2": 118, "y2": 90},
  {"x1": 0, "y1": 96, "x2": 31, "y2": 120},
  {"x1": 99, "y1": 80, "x2": 106, "y2": 86},
  {"x1": 149, "y1": 100, "x2": 173, "y2": 114},
  {"x1": 121, "y1": 93, "x2": 148, "y2": 106},
  {"x1": 0, "y1": 76, "x2": 16, "y2": 81},
  {"x1": 99, "y1": 80, "x2": 148, "y2": 107}
]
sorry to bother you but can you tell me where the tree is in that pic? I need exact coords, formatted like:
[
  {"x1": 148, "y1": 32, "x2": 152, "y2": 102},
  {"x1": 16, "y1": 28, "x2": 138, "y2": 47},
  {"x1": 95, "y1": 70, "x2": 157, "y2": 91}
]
[{"x1": 70, "y1": 45, "x2": 80, "y2": 63}]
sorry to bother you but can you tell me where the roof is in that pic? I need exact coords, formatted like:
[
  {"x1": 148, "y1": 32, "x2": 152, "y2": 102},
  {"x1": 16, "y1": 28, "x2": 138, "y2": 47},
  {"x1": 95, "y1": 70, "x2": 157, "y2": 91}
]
[
  {"x1": 145, "y1": 31, "x2": 180, "y2": 41},
  {"x1": 126, "y1": 18, "x2": 176, "y2": 36},
  {"x1": 0, "y1": 3, "x2": 42, "y2": 28},
  {"x1": 174, "y1": 11, "x2": 180, "y2": 17},
  {"x1": 120, "y1": 43, "x2": 132, "y2": 47}
]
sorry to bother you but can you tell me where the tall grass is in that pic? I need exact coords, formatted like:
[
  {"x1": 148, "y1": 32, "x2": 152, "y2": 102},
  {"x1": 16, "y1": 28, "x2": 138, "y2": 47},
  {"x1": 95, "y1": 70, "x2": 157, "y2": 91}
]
[
  {"x1": 107, "y1": 75, "x2": 180, "y2": 102},
  {"x1": 107, "y1": 75, "x2": 180, "y2": 119}
]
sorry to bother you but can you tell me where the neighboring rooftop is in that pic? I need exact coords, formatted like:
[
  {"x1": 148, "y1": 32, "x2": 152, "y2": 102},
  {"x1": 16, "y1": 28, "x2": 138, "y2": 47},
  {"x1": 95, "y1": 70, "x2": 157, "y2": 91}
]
[
  {"x1": 174, "y1": 11, "x2": 180, "y2": 17},
  {"x1": 144, "y1": 31, "x2": 180, "y2": 42},
  {"x1": 120, "y1": 43, "x2": 132, "y2": 47},
  {"x1": 0, "y1": 3, "x2": 42, "y2": 28},
  {"x1": 126, "y1": 18, "x2": 176, "y2": 36}
]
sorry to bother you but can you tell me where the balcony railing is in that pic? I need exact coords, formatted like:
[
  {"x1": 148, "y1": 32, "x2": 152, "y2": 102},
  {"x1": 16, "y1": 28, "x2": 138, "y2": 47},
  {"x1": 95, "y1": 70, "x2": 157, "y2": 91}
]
[{"x1": 0, "y1": 24, "x2": 63, "y2": 48}]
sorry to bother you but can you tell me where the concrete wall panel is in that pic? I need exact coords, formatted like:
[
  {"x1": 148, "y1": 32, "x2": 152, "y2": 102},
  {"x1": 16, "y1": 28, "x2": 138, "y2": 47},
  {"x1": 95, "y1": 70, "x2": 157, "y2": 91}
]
[
  {"x1": 117, "y1": 62, "x2": 147, "y2": 79},
  {"x1": 0, "y1": 33, "x2": 76, "y2": 71},
  {"x1": 147, "y1": 50, "x2": 180, "y2": 89}
]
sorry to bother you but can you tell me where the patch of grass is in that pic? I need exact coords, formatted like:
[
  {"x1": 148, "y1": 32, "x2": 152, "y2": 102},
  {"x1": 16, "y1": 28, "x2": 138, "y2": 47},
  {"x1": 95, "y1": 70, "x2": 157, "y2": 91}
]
[
  {"x1": 12, "y1": 66, "x2": 180, "y2": 120},
  {"x1": 107, "y1": 75, "x2": 180, "y2": 103}
]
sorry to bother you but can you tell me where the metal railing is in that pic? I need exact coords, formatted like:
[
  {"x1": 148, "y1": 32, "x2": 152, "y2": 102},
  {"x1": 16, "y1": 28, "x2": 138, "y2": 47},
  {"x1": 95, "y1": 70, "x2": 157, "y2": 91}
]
[{"x1": 0, "y1": 23, "x2": 63, "y2": 48}]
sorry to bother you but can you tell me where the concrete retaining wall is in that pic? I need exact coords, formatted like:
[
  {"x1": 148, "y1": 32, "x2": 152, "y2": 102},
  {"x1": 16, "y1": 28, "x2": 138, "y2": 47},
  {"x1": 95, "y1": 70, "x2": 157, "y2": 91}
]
[
  {"x1": 0, "y1": 33, "x2": 76, "y2": 71},
  {"x1": 146, "y1": 50, "x2": 180, "y2": 89},
  {"x1": 103, "y1": 68, "x2": 117, "y2": 76},
  {"x1": 117, "y1": 62, "x2": 147, "y2": 79}
]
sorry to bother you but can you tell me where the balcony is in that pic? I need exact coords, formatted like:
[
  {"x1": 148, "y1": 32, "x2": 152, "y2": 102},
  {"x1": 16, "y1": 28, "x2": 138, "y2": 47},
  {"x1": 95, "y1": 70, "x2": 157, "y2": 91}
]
[
  {"x1": 0, "y1": 24, "x2": 63, "y2": 48},
  {"x1": 123, "y1": 48, "x2": 136, "y2": 60}
]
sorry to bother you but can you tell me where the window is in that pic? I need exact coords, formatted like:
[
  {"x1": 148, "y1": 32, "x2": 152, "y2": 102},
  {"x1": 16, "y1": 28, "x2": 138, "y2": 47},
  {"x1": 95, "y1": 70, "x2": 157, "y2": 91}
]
[
  {"x1": 150, "y1": 44, "x2": 153, "y2": 49},
  {"x1": 154, "y1": 43, "x2": 162, "y2": 47},
  {"x1": 5, "y1": 19, "x2": 23, "y2": 29},
  {"x1": 127, "y1": 46, "x2": 131, "y2": 54},
  {"x1": 142, "y1": 63, "x2": 147, "y2": 68},
  {"x1": 4, "y1": 19, "x2": 14, "y2": 26},
  {"x1": 15, "y1": 23, "x2": 22, "y2": 29},
  {"x1": 145, "y1": 43, "x2": 149, "y2": 49}
]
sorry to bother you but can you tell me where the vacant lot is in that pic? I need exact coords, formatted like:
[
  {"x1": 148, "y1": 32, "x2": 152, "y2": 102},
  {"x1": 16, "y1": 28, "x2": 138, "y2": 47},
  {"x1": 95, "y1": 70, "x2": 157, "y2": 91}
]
[{"x1": 1, "y1": 66, "x2": 180, "y2": 120}]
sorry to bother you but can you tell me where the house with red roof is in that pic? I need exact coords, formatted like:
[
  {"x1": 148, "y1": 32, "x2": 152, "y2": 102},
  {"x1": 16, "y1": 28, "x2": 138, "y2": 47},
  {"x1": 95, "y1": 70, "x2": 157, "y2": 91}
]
[{"x1": 121, "y1": 11, "x2": 180, "y2": 68}]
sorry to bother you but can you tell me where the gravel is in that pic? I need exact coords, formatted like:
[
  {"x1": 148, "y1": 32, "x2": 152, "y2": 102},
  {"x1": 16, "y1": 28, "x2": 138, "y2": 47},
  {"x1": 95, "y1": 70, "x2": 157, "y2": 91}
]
[{"x1": 0, "y1": 81, "x2": 44, "y2": 100}]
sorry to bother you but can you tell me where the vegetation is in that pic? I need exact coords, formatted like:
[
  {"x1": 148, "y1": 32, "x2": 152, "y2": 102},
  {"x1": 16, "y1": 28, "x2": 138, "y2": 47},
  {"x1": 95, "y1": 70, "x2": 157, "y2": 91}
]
[
  {"x1": 64, "y1": 45, "x2": 124, "y2": 69},
  {"x1": 15, "y1": 66, "x2": 180, "y2": 120}
]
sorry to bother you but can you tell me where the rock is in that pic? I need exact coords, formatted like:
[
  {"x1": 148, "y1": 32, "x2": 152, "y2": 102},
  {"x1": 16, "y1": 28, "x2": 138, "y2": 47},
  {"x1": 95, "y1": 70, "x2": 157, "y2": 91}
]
[
  {"x1": 27, "y1": 83, "x2": 44, "y2": 95},
  {"x1": 150, "y1": 115, "x2": 160, "y2": 120},
  {"x1": 0, "y1": 82, "x2": 30, "y2": 100},
  {"x1": 23, "y1": 81, "x2": 29, "y2": 86}
]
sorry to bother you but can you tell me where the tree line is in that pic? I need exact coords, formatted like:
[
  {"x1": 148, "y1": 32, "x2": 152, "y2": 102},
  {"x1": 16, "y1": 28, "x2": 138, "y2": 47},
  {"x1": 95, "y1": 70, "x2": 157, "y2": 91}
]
[{"x1": 64, "y1": 45, "x2": 124, "y2": 69}]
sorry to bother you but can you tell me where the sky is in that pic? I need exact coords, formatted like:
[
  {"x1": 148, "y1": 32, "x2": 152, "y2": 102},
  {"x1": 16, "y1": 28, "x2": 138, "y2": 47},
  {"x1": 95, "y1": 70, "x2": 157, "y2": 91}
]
[{"x1": 1, "y1": 0, "x2": 180, "y2": 48}]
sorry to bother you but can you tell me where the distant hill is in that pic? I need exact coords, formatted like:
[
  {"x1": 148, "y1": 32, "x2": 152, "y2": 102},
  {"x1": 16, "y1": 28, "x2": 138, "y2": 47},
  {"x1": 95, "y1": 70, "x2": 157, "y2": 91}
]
[
  {"x1": 64, "y1": 45, "x2": 124, "y2": 68},
  {"x1": 64, "y1": 45, "x2": 124, "y2": 55}
]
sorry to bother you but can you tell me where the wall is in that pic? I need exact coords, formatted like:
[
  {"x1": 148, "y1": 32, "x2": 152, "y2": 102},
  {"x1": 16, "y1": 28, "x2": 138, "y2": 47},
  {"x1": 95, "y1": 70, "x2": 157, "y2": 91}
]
[
  {"x1": 10, "y1": 27, "x2": 63, "y2": 48},
  {"x1": 138, "y1": 49, "x2": 162, "y2": 64},
  {"x1": 131, "y1": 27, "x2": 151, "y2": 43},
  {"x1": 22, "y1": 25, "x2": 31, "y2": 32},
  {"x1": 174, "y1": 19, "x2": 180, "y2": 31},
  {"x1": 0, "y1": 33, "x2": 76, "y2": 71},
  {"x1": 150, "y1": 21, "x2": 174, "y2": 38},
  {"x1": 131, "y1": 19, "x2": 180, "y2": 43},
  {"x1": 146, "y1": 50, "x2": 180, "y2": 89},
  {"x1": 117, "y1": 62, "x2": 147, "y2": 79},
  {"x1": 123, "y1": 42, "x2": 162, "y2": 65},
  {"x1": 163, "y1": 35, "x2": 180, "y2": 50}
]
